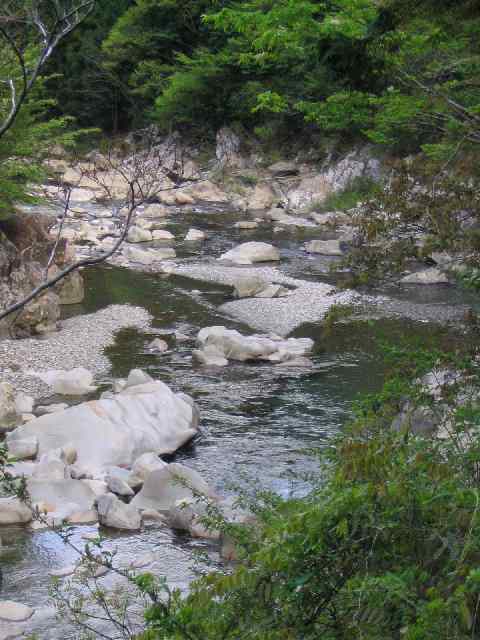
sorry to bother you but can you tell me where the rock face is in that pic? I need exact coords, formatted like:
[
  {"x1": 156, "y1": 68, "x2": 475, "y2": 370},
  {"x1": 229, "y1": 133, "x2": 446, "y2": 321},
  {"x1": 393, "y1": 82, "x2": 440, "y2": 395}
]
[
  {"x1": 183, "y1": 180, "x2": 229, "y2": 203},
  {"x1": 56, "y1": 270, "x2": 85, "y2": 305},
  {"x1": 0, "y1": 215, "x2": 83, "y2": 336},
  {"x1": 131, "y1": 463, "x2": 216, "y2": 513},
  {"x1": 220, "y1": 242, "x2": 280, "y2": 265},
  {"x1": 391, "y1": 404, "x2": 442, "y2": 436},
  {"x1": 216, "y1": 127, "x2": 245, "y2": 168},
  {"x1": 287, "y1": 148, "x2": 380, "y2": 210},
  {"x1": 8, "y1": 380, "x2": 199, "y2": 470},
  {"x1": 247, "y1": 183, "x2": 278, "y2": 210},
  {"x1": 196, "y1": 326, "x2": 314, "y2": 364},
  {"x1": 268, "y1": 161, "x2": 299, "y2": 178}
]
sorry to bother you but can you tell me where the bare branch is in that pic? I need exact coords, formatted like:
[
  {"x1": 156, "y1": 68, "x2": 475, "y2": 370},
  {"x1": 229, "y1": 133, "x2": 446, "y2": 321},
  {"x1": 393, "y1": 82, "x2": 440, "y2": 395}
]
[{"x1": 0, "y1": 0, "x2": 95, "y2": 138}]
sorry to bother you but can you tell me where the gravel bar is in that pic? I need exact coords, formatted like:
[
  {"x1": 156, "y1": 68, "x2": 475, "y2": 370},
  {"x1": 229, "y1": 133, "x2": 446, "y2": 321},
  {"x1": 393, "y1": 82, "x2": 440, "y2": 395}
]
[{"x1": 0, "y1": 304, "x2": 152, "y2": 398}]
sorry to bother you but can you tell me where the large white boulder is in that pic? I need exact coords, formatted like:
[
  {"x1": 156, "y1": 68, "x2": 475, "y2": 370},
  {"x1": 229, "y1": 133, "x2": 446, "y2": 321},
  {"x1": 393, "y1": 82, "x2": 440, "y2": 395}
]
[
  {"x1": 131, "y1": 463, "x2": 216, "y2": 513},
  {"x1": 97, "y1": 494, "x2": 141, "y2": 530},
  {"x1": 219, "y1": 242, "x2": 280, "y2": 265},
  {"x1": 8, "y1": 380, "x2": 199, "y2": 471},
  {"x1": 196, "y1": 326, "x2": 314, "y2": 364}
]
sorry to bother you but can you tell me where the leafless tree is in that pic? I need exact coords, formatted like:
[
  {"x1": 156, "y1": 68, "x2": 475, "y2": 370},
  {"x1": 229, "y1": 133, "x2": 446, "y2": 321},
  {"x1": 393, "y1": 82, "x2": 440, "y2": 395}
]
[
  {"x1": 0, "y1": 128, "x2": 203, "y2": 325},
  {"x1": 0, "y1": 0, "x2": 95, "y2": 137}
]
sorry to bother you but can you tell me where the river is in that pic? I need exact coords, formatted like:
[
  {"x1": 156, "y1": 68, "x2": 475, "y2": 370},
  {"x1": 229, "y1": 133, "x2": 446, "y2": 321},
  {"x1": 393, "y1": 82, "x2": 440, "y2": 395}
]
[{"x1": 0, "y1": 201, "x2": 474, "y2": 638}]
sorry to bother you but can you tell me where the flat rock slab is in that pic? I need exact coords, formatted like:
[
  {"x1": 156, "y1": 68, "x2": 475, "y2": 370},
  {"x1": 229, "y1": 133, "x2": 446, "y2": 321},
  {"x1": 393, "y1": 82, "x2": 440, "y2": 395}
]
[{"x1": 0, "y1": 602, "x2": 34, "y2": 623}]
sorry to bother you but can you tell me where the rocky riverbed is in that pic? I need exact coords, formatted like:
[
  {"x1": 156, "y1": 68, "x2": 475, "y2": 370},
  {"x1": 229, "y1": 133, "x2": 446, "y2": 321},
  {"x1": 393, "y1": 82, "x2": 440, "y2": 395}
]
[{"x1": 0, "y1": 157, "x2": 478, "y2": 638}]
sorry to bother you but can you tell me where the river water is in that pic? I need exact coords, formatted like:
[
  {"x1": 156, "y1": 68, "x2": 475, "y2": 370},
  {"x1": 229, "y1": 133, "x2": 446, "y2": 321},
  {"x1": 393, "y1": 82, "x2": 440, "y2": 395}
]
[{"x1": 0, "y1": 202, "x2": 474, "y2": 638}]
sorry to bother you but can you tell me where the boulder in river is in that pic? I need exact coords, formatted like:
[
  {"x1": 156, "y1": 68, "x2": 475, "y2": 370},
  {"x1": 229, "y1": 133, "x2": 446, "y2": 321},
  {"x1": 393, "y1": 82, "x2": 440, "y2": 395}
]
[
  {"x1": 131, "y1": 462, "x2": 216, "y2": 513},
  {"x1": 56, "y1": 270, "x2": 85, "y2": 305},
  {"x1": 126, "y1": 368, "x2": 153, "y2": 388},
  {"x1": 219, "y1": 242, "x2": 280, "y2": 265},
  {"x1": 97, "y1": 494, "x2": 141, "y2": 530},
  {"x1": 232, "y1": 275, "x2": 268, "y2": 299},
  {"x1": 148, "y1": 338, "x2": 169, "y2": 353},
  {"x1": 192, "y1": 344, "x2": 229, "y2": 367},
  {"x1": 185, "y1": 228, "x2": 206, "y2": 242},
  {"x1": 152, "y1": 229, "x2": 175, "y2": 242},
  {"x1": 28, "y1": 367, "x2": 97, "y2": 396},
  {"x1": 304, "y1": 239, "x2": 343, "y2": 256},
  {"x1": 28, "y1": 479, "x2": 96, "y2": 514},
  {"x1": 8, "y1": 380, "x2": 200, "y2": 471},
  {"x1": 106, "y1": 474, "x2": 135, "y2": 498},
  {"x1": 143, "y1": 203, "x2": 169, "y2": 218},
  {"x1": 127, "y1": 226, "x2": 153, "y2": 243},
  {"x1": 400, "y1": 268, "x2": 449, "y2": 285},
  {"x1": 131, "y1": 452, "x2": 167, "y2": 480},
  {"x1": 196, "y1": 326, "x2": 314, "y2": 364}
]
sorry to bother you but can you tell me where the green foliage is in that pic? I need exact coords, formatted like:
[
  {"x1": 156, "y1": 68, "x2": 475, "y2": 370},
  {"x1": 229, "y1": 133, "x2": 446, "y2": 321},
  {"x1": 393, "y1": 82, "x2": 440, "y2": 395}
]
[
  {"x1": 0, "y1": 74, "x2": 83, "y2": 220},
  {"x1": 342, "y1": 156, "x2": 480, "y2": 286},
  {"x1": 137, "y1": 342, "x2": 480, "y2": 640}
]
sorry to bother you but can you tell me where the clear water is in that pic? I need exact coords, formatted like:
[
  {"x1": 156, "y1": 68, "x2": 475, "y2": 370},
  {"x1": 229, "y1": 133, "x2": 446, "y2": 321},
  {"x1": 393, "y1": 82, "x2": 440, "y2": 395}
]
[{"x1": 0, "y1": 202, "x2": 473, "y2": 638}]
